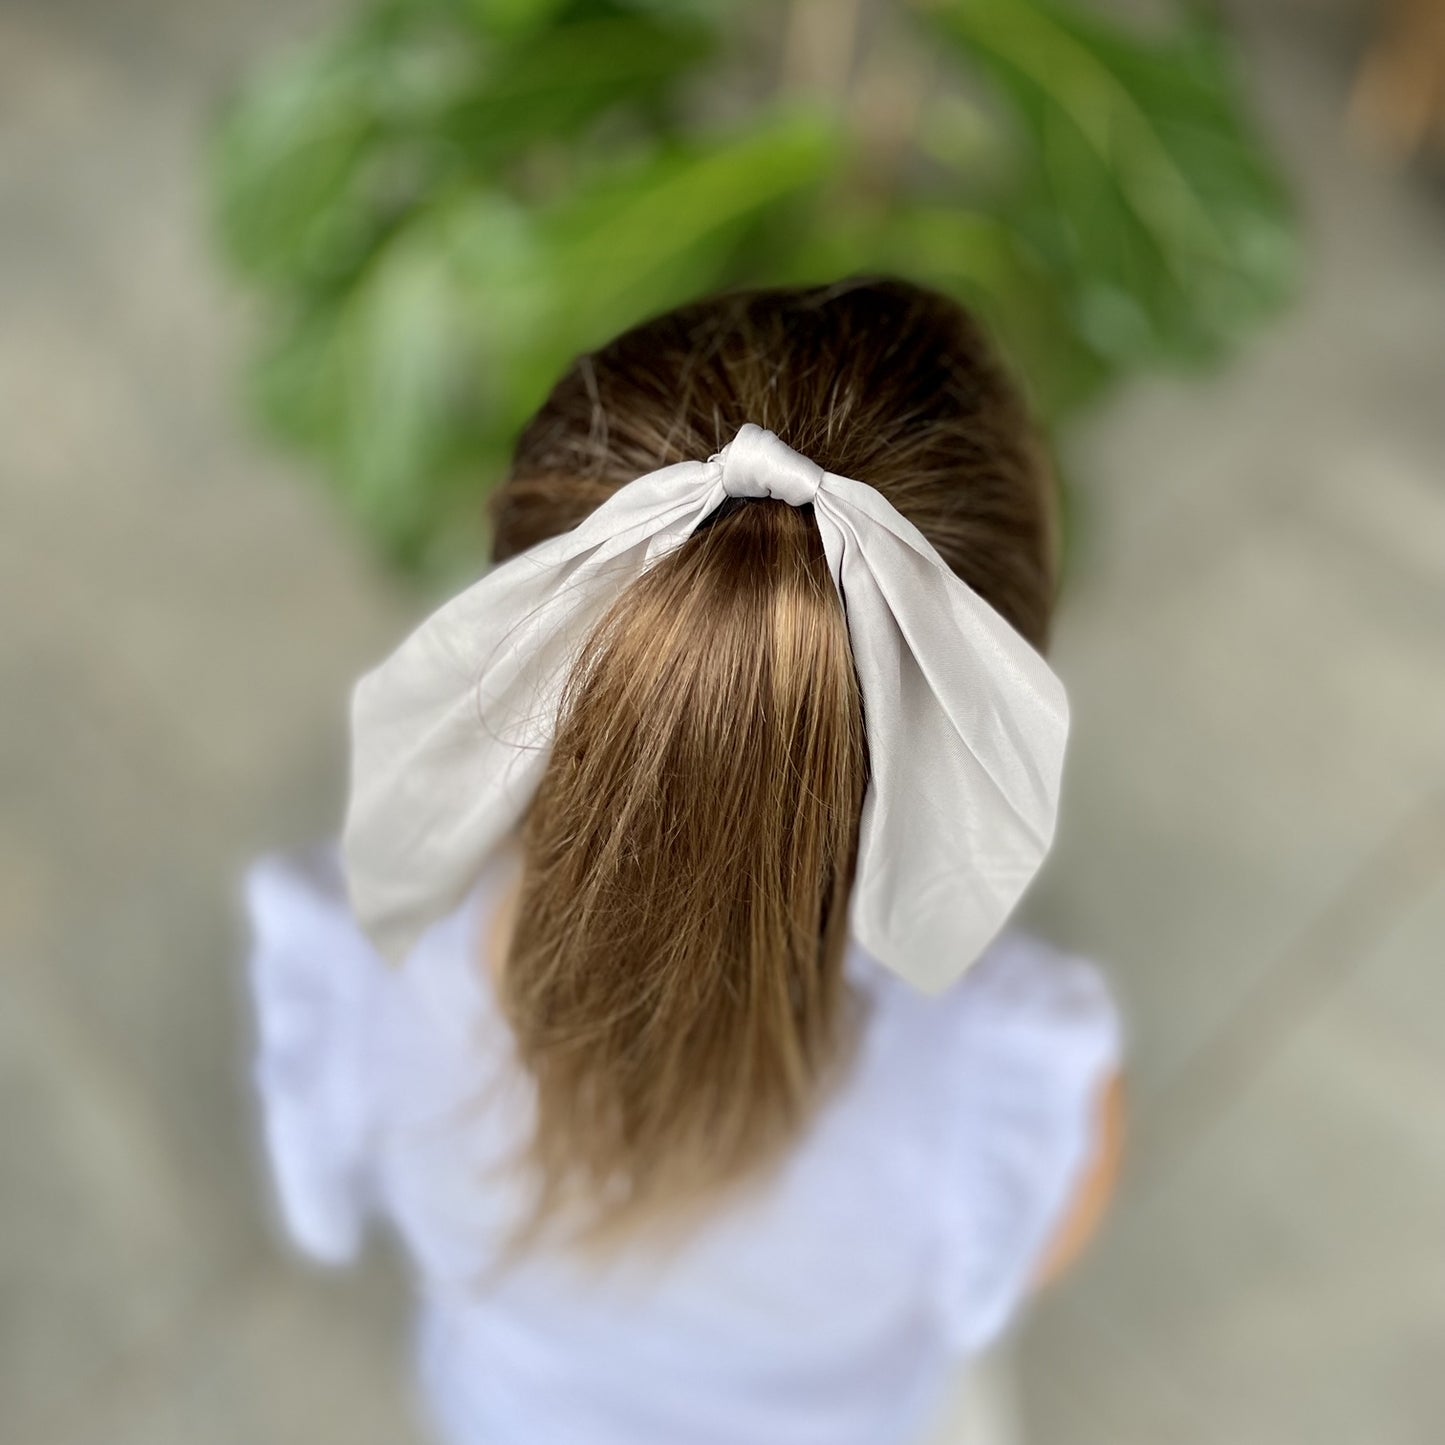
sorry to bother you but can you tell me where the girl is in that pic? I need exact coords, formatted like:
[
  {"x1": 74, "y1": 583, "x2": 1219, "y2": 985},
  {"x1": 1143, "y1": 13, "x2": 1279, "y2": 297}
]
[{"x1": 246, "y1": 278, "x2": 1124, "y2": 1445}]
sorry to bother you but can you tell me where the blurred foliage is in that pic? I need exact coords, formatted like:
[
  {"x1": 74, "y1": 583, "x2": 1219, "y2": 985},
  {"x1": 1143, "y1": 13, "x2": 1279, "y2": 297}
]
[{"x1": 211, "y1": 0, "x2": 1297, "y2": 573}]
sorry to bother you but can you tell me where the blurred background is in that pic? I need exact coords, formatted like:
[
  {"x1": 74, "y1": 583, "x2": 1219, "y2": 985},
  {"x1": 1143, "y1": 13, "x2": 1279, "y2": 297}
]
[{"x1": 2, "y1": 0, "x2": 1443, "y2": 1441}]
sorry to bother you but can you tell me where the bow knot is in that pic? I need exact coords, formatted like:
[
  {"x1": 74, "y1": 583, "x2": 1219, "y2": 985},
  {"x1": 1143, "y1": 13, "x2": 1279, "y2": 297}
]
[{"x1": 718, "y1": 423, "x2": 824, "y2": 507}]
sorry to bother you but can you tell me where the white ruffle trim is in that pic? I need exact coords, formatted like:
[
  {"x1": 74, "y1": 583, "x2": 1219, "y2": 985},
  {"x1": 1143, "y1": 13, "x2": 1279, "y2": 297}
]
[
  {"x1": 936, "y1": 934, "x2": 1123, "y2": 1351},
  {"x1": 244, "y1": 845, "x2": 385, "y2": 1264}
]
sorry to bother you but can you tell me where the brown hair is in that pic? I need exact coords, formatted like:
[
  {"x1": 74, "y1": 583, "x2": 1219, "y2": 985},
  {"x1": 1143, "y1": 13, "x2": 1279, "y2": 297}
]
[{"x1": 489, "y1": 278, "x2": 1058, "y2": 1243}]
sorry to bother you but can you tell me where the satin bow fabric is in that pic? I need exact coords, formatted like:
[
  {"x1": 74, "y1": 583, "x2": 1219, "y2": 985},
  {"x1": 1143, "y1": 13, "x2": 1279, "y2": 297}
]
[{"x1": 343, "y1": 424, "x2": 1068, "y2": 994}]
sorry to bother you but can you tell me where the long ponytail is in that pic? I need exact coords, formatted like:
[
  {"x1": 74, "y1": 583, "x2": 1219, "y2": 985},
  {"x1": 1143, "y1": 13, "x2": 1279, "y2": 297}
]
[
  {"x1": 489, "y1": 278, "x2": 1057, "y2": 1242},
  {"x1": 501, "y1": 497, "x2": 866, "y2": 1239}
]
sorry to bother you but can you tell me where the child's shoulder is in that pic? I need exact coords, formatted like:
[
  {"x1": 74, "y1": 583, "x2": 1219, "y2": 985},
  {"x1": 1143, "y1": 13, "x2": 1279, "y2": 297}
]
[
  {"x1": 949, "y1": 930, "x2": 1120, "y2": 1054},
  {"x1": 244, "y1": 843, "x2": 492, "y2": 1045},
  {"x1": 853, "y1": 929, "x2": 1122, "y2": 1352},
  {"x1": 855, "y1": 926, "x2": 1120, "y2": 1077},
  {"x1": 243, "y1": 844, "x2": 504, "y2": 1257}
]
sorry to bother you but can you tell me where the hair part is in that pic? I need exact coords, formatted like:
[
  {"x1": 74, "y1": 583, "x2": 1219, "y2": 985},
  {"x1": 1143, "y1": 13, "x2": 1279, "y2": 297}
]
[{"x1": 489, "y1": 278, "x2": 1057, "y2": 1245}]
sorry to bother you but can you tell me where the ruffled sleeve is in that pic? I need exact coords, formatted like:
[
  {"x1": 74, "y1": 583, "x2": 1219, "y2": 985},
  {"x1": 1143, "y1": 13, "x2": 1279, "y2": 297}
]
[
  {"x1": 933, "y1": 933, "x2": 1123, "y2": 1353},
  {"x1": 244, "y1": 844, "x2": 390, "y2": 1265}
]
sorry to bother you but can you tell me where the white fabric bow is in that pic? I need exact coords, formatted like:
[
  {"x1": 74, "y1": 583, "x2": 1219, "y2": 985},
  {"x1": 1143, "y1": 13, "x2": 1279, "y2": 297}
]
[{"x1": 343, "y1": 423, "x2": 1069, "y2": 994}]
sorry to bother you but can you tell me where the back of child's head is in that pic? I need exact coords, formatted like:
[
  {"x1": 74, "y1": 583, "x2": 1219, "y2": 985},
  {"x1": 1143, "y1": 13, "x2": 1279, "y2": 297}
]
[{"x1": 488, "y1": 277, "x2": 1058, "y2": 1242}]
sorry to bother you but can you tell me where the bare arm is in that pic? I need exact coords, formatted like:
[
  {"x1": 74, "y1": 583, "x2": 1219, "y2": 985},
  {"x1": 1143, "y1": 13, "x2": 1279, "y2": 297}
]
[{"x1": 1032, "y1": 1072, "x2": 1126, "y2": 1288}]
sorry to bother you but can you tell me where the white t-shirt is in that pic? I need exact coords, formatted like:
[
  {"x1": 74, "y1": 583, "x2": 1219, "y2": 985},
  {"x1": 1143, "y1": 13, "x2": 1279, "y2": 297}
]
[{"x1": 245, "y1": 845, "x2": 1120, "y2": 1445}]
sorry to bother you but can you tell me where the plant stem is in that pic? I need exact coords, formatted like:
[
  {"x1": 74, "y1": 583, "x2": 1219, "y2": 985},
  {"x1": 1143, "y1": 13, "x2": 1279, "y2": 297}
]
[{"x1": 782, "y1": 0, "x2": 866, "y2": 102}]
